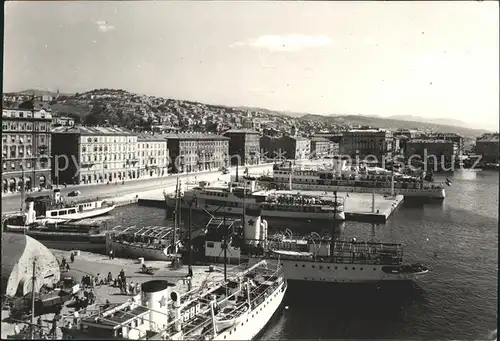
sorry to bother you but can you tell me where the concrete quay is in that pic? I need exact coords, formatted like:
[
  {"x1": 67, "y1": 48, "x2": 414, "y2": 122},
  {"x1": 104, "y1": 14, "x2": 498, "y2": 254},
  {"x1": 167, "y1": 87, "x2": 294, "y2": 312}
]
[
  {"x1": 1, "y1": 249, "x2": 228, "y2": 340},
  {"x1": 1, "y1": 163, "x2": 274, "y2": 214},
  {"x1": 137, "y1": 188, "x2": 404, "y2": 223}
]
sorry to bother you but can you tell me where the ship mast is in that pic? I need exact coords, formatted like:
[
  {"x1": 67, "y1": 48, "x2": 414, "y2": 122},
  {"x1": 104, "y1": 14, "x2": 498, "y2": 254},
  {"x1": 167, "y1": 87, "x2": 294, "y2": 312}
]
[
  {"x1": 223, "y1": 214, "x2": 227, "y2": 282},
  {"x1": 331, "y1": 191, "x2": 337, "y2": 254},
  {"x1": 173, "y1": 177, "x2": 179, "y2": 254},
  {"x1": 187, "y1": 198, "x2": 193, "y2": 278}
]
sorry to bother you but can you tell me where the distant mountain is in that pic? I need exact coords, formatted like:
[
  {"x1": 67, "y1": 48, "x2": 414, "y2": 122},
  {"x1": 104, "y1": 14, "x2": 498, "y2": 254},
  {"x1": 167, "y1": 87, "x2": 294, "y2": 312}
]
[
  {"x1": 6, "y1": 89, "x2": 74, "y2": 97},
  {"x1": 233, "y1": 106, "x2": 308, "y2": 118},
  {"x1": 300, "y1": 113, "x2": 489, "y2": 137},
  {"x1": 387, "y1": 115, "x2": 469, "y2": 129}
]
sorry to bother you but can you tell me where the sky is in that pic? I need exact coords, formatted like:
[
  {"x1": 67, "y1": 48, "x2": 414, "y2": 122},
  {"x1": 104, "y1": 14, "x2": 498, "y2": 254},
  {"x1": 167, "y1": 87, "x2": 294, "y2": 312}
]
[{"x1": 3, "y1": 1, "x2": 499, "y2": 130}]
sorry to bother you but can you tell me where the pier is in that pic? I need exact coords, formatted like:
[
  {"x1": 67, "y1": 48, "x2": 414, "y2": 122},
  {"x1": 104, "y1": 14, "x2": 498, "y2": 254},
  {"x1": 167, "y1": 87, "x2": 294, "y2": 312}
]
[
  {"x1": 137, "y1": 188, "x2": 404, "y2": 223},
  {"x1": 1, "y1": 249, "x2": 228, "y2": 340}
]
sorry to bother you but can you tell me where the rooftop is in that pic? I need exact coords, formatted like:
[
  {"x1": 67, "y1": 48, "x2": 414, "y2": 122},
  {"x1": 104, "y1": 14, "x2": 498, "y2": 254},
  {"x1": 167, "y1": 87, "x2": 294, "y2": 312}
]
[
  {"x1": 408, "y1": 139, "x2": 455, "y2": 144},
  {"x1": 310, "y1": 137, "x2": 330, "y2": 143},
  {"x1": 223, "y1": 129, "x2": 261, "y2": 135},
  {"x1": 51, "y1": 126, "x2": 136, "y2": 136},
  {"x1": 345, "y1": 129, "x2": 387, "y2": 134},
  {"x1": 136, "y1": 133, "x2": 168, "y2": 142},
  {"x1": 162, "y1": 133, "x2": 229, "y2": 141},
  {"x1": 477, "y1": 134, "x2": 499, "y2": 142},
  {"x1": 2, "y1": 108, "x2": 53, "y2": 120}
]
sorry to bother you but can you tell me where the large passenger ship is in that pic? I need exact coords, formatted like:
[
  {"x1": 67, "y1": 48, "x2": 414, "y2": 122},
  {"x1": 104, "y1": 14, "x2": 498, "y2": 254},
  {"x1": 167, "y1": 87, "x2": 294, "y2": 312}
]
[
  {"x1": 61, "y1": 260, "x2": 287, "y2": 340},
  {"x1": 193, "y1": 210, "x2": 429, "y2": 284},
  {"x1": 256, "y1": 161, "x2": 446, "y2": 199},
  {"x1": 164, "y1": 179, "x2": 346, "y2": 222}
]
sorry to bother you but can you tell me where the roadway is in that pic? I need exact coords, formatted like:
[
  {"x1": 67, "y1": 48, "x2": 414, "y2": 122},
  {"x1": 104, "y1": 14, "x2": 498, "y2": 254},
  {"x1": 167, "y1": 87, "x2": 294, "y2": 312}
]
[{"x1": 1, "y1": 164, "x2": 273, "y2": 213}]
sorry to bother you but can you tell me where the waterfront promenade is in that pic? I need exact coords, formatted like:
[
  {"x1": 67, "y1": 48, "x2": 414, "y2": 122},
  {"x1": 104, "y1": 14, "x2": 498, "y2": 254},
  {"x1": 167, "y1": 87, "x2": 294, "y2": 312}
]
[{"x1": 1, "y1": 164, "x2": 273, "y2": 213}]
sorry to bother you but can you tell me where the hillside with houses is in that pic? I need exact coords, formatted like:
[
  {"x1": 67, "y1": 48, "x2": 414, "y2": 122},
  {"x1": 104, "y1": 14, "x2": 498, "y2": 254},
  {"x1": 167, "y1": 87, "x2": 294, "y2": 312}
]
[{"x1": 3, "y1": 88, "x2": 490, "y2": 138}]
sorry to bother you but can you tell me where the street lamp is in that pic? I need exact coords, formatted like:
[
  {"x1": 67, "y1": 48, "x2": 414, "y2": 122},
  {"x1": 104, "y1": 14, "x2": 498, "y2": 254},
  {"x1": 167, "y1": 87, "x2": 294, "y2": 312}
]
[{"x1": 20, "y1": 164, "x2": 24, "y2": 212}]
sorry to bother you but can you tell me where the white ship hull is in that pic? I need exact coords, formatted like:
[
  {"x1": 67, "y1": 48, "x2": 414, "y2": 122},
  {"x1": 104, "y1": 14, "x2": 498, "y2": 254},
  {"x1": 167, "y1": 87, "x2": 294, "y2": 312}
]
[
  {"x1": 48, "y1": 205, "x2": 116, "y2": 221},
  {"x1": 166, "y1": 198, "x2": 346, "y2": 221},
  {"x1": 213, "y1": 281, "x2": 287, "y2": 340},
  {"x1": 262, "y1": 258, "x2": 427, "y2": 283},
  {"x1": 110, "y1": 240, "x2": 176, "y2": 261},
  {"x1": 259, "y1": 180, "x2": 445, "y2": 199},
  {"x1": 4, "y1": 205, "x2": 116, "y2": 231}
]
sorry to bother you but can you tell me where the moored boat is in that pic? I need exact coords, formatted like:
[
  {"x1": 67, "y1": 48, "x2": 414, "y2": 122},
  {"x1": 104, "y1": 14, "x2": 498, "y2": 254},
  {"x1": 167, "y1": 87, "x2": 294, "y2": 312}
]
[
  {"x1": 3, "y1": 189, "x2": 116, "y2": 231},
  {"x1": 61, "y1": 260, "x2": 287, "y2": 340},
  {"x1": 192, "y1": 210, "x2": 429, "y2": 284},
  {"x1": 257, "y1": 161, "x2": 446, "y2": 199},
  {"x1": 165, "y1": 179, "x2": 346, "y2": 221},
  {"x1": 107, "y1": 225, "x2": 181, "y2": 261}
]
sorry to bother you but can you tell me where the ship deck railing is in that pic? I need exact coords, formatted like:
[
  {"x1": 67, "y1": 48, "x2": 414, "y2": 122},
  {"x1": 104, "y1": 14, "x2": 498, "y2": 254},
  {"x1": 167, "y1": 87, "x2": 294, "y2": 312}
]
[{"x1": 263, "y1": 250, "x2": 402, "y2": 265}]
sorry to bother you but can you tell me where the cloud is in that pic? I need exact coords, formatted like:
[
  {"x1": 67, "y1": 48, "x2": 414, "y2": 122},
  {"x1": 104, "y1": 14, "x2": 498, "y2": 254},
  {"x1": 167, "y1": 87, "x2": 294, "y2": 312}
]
[
  {"x1": 230, "y1": 34, "x2": 333, "y2": 52},
  {"x1": 96, "y1": 20, "x2": 115, "y2": 33}
]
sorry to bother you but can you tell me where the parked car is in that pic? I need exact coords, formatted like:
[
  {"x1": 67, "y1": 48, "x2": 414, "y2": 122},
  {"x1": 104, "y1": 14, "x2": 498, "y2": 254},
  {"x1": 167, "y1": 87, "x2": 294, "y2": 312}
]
[{"x1": 67, "y1": 190, "x2": 81, "y2": 197}]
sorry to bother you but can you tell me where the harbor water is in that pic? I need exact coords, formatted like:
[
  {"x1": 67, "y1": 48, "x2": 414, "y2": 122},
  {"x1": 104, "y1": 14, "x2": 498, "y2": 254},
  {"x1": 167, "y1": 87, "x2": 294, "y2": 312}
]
[{"x1": 40, "y1": 170, "x2": 498, "y2": 340}]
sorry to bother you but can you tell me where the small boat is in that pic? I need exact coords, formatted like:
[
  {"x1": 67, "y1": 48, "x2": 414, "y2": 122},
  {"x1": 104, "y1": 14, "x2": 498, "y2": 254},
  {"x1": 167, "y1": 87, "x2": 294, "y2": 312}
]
[
  {"x1": 3, "y1": 189, "x2": 115, "y2": 231},
  {"x1": 214, "y1": 303, "x2": 250, "y2": 332},
  {"x1": 107, "y1": 225, "x2": 181, "y2": 261}
]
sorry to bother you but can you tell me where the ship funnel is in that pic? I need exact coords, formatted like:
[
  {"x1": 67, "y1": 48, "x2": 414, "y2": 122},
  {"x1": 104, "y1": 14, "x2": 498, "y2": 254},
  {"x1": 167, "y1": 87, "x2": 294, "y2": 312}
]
[
  {"x1": 243, "y1": 207, "x2": 261, "y2": 246},
  {"x1": 170, "y1": 291, "x2": 182, "y2": 332},
  {"x1": 243, "y1": 180, "x2": 256, "y2": 192},
  {"x1": 24, "y1": 198, "x2": 36, "y2": 225},
  {"x1": 141, "y1": 280, "x2": 175, "y2": 332},
  {"x1": 53, "y1": 188, "x2": 61, "y2": 203}
]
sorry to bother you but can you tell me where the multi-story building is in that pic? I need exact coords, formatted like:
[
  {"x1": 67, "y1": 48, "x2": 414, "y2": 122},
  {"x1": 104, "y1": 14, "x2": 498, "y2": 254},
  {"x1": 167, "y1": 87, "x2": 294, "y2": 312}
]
[
  {"x1": 341, "y1": 129, "x2": 393, "y2": 161},
  {"x1": 52, "y1": 115, "x2": 75, "y2": 127},
  {"x1": 259, "y1": 135, "x2": 282, "y2": 162},
  {"x1": 2, "y1": 108, "x2": 52, "y2": 193},
  {"x1": 165, "y1": 133, "x2": 229, "y2": 173},
  {"x1": 223, "y1": 129, "x2": 261, "y2": 166},
  {"x1": 475, "y1": 133, "x2": 499, "y2": 163},
  {"x1": 242, "y1": 118, "x2": 261, "y2": 131},
  {"x1": 51, "y1": 126, "x2": 138, "y2": 185},
  {"x1": 280, "y1": 135, "x2": 311, "y2": 160},
  {"x1": 136, "y1": 134, "x2": 169, "y2": 178},
  {"x1": 426, "y1": 132, "x2": 464, "y2": 156},
  {"x1": 405, "y1": 139, "x2": 457, "y2": 170},
  {"x1": 312, "y1": 132, "x2": 343, "y2": 144},
  {"x1": 310, "y1": 137, "x2": 331, "y2": 158}
]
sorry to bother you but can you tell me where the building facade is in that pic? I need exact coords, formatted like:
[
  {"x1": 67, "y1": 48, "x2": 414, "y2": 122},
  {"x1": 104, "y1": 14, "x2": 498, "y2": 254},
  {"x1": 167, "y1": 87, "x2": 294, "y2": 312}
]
[
  {"x1": 165, "y1": 133, "x2": 229, "y2": 173},
  {"x1": 280, "y1": 135, "x2": 311, "y2": 160},
  {"x1": 136, "y1": 134, "x2": 169, "y2": 178},
  {"x1": 259, "y1": 135, "x2": 282, "y2": 162},
  {"x1": 2, "y1": 108, "x2": 52, "y2": 194},
  {"x1": 475, "y1": 134, "x2": 499, "y2": 163},
  {"x1": 405, "y1": 139, "x2": 457, "y2": 170},
  {"x1": 52, "y1": 115, "x2": 75, "y2": 127},
  {"x1": 341, "y1": 129, "x2": 393, "y2": 161},
  {"x1": 426, "y1": 132, "x2": 464, "y2": 156},
  {"x1": 310, "y1": 137, "x2": 331, "y2": 158},
  {"x1": 223, "y1": 129, "x2": 261, "y2": 166},
  {"x1": 51, "y1": 126, "x2": 138, "y2": 185}
]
